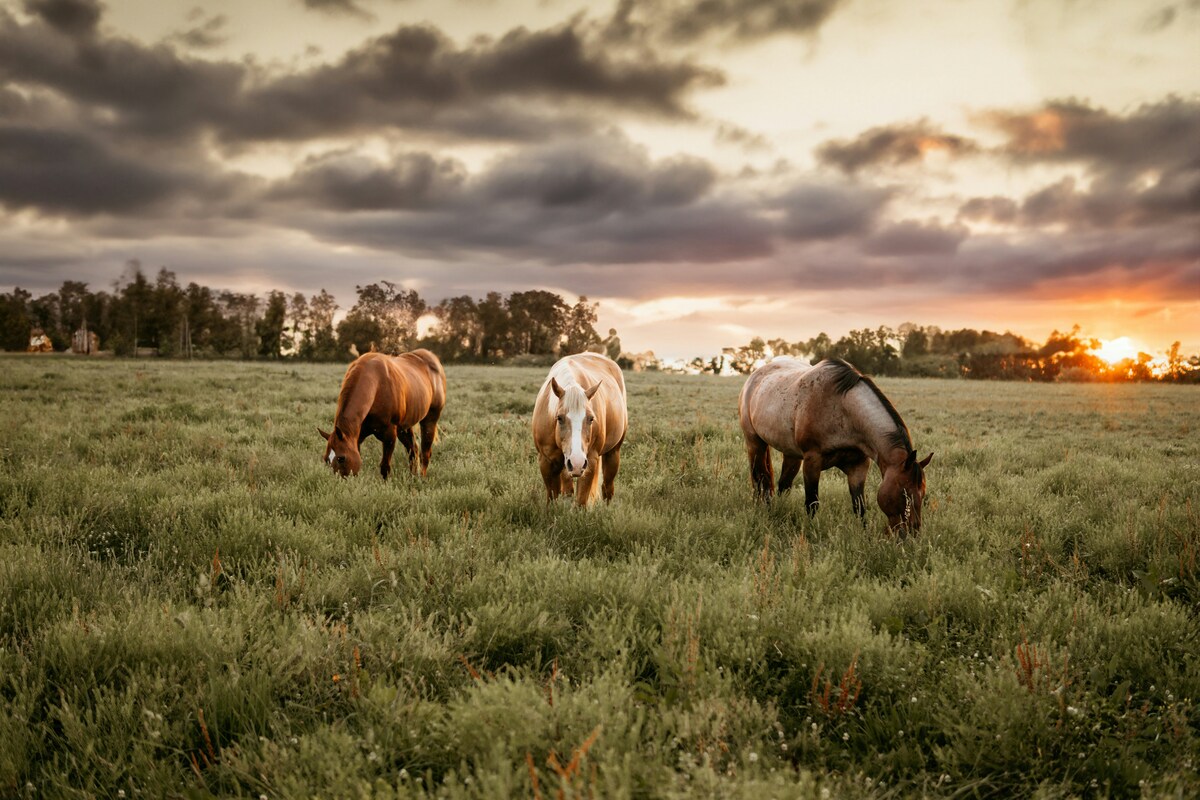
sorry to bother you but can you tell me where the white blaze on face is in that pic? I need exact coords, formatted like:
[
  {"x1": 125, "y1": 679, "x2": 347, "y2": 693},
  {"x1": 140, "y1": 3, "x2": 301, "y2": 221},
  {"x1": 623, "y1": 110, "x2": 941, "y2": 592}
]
[
  {"x1": 327, "y1": 449, "x2": 336, "y2": 465},
  {"x1": 566, "y1": 407, "x2": 587, "y2": 474},
  {"x1": 554, "y1": 380, "x2": 590, "y2": 477}
]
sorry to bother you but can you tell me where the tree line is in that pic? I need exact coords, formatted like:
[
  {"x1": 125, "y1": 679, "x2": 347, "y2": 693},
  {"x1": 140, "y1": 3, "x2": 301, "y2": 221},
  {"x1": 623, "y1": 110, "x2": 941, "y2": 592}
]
[
  {"x1": 707, "y1": 324, "x2": 1197, "y2": 382},
  {"x1": 0, "y1": 261, "x2": 618, "y2": 363}
]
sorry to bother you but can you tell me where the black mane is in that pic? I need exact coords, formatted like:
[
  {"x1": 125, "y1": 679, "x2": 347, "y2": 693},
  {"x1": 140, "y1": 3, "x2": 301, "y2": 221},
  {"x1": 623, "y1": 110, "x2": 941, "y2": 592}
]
[{"x1": 817, "y1": 358, "x2": 913, "y2": 453}]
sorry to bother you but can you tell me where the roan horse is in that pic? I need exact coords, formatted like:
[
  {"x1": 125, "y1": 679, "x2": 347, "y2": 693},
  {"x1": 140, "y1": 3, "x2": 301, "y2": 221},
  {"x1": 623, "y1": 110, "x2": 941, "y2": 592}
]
[
  {"x1": 738, "y1": 357, "x2": 932, "y2": 533},
  {"x1": 319, "y1": 350, "x2": 447, "y2": 479},
  {"x1": 532, "y1": 353, "x2": 628, "y2": 506}
]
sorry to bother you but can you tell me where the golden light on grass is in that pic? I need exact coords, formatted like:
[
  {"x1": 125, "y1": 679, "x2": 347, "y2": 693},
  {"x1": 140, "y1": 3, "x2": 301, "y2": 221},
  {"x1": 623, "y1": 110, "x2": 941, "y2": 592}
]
[{"x1": 1091, "y1": 336, "x2": 1140, "y2": 364}]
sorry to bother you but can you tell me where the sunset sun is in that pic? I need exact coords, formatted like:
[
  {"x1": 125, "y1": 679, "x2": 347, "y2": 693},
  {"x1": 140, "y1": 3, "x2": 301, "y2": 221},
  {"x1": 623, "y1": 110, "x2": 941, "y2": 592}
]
[{"x1": 1092, "y1": 337, "x2": 1140, "y2": 365}]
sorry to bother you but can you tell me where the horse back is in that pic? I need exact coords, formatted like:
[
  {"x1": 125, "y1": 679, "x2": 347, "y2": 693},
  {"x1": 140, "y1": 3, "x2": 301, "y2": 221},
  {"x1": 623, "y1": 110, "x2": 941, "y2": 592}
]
[
  {"x1": 740, "y1": 359, "x2": 853, "y2": 456},
  {"x1": 383, "y1": 350, "x2": 445, "y2": 426}
]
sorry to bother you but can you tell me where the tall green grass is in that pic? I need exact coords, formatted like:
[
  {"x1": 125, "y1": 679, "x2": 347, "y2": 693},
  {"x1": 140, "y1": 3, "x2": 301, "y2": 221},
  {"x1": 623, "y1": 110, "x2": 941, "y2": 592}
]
[{"x1": 0, "y1": 356, "x2": 1196, "y2": 798}]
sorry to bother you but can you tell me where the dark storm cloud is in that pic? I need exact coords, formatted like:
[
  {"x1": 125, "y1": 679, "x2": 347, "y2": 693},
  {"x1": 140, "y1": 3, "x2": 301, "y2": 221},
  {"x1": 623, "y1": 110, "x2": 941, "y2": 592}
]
[
  {"x1": 776, "y1": 183, "x2": 892, "y2": 240},
  {"x1": 955, "y1": 98, "x2": 1200, "y2": 239},
  {"x1": 607, "y1": 0, "x2": 842, "y2": 45},
  {"x1": 231, "y1": 21, "x2": 720, "y2": 142},
  {"x1": 478, "y1": 141, "x2": 716, "y2": 210},
  {"x1": 862, "y1": 219, "x2": 968, "y2": 256},
  {"x1": 271, "y1": 139, "x2": 772, "y2": 265},
  {"x1": 0, "y1": 125, "x2": 234, "y2": 215},
  {"x1": 270, "y1": 150, "x2": 467, "y2": 211},
  {"x1": 0, "y1": 11, "x2": 719, "y2": 147},
  {"x1": 985, "y1": 97, "x2": 1200, "y2": 175},
  {"x1": 0, "y1": 10, "x2": 244, "y2": 142},
  {"x1": 22, "y1": 0, "x2": 101, "y2": 36},
  {"x1": 815, "y1": 122, "x2": 979, "y2": 173},
  {"x1": 466, "y1": 24, "x2": 719, "y2": 110},
  {"x1": 952, "y1": 227, "x2": 1200, "y2": 296},
  {"x1": 959, "y1": 165, "x2": 1200, "y2": 231}
]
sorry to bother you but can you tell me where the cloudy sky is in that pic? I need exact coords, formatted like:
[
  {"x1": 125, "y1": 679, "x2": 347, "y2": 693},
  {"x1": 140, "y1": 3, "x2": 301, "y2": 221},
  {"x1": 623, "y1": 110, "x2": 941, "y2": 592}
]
[{"x1": 1, "y1": 0, "x2": 1197, "y2": 358}]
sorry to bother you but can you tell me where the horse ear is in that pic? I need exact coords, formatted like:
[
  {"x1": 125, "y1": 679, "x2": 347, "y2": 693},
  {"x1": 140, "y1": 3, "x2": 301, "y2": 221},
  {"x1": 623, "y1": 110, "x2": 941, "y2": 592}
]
[
  {"x1": 904, "y1": 449, "x2": 916, "y2": 468},
  {"x1": 919, "y1": 452, "x2": 933, "y2": 469},
  {"x1": 550, "y1": 377, "x2": 564, "y2": 398},
  {"x1": 584, "y1": 381, "x2": 601, "y2": 400},
  {"x1": 317, "y1": 427, "x2": 331, "y2": 440}
]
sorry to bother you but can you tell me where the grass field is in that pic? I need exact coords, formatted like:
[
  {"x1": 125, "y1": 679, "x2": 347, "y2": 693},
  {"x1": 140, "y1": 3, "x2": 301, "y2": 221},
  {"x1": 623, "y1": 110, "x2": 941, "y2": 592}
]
[{"x1": 0, "y1": 355, "x2": 1197, "y2": 799}]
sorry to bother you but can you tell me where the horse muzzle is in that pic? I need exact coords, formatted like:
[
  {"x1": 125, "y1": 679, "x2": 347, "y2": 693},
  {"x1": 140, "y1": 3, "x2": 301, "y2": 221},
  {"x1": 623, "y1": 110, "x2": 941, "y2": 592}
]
[{"x1": 565, "y1": 456, "x2": 588, "y2": 479}]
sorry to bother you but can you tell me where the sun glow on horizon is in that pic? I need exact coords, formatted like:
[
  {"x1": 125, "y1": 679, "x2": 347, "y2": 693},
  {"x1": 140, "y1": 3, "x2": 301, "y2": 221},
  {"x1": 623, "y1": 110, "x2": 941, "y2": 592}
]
[{"x1": 1091, "y1": 336, "x2": 1140, "y2": 364}]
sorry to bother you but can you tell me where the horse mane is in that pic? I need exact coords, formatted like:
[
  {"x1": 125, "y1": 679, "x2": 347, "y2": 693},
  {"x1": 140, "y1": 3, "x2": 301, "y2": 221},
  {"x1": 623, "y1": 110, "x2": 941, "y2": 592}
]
[
  {"x1": 333, "y1": 357, "x2": 372, "y2": 435},
  {"x1": 819, "y1": 358, "x2": 913, "y2": 453},
  {"x1": 557, "y1": 383, "x2": 589, "y2": 415}
]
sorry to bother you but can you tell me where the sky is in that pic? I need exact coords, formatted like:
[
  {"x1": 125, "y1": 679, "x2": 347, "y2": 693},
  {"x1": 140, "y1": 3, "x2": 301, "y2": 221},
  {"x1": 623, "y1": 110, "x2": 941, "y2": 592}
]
[{"x1": 0, "y1": 0, "x2": 1197, "y2": 360}]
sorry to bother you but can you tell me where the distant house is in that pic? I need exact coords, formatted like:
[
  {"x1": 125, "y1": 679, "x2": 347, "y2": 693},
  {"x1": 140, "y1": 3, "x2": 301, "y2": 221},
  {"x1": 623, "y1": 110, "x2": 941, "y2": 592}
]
[
  {"x1": 72, "y1": 328, "x2": 100, "y2": 355},
  {"x1": 27, "y1": 328, "x2": 53, "y2": 353}
]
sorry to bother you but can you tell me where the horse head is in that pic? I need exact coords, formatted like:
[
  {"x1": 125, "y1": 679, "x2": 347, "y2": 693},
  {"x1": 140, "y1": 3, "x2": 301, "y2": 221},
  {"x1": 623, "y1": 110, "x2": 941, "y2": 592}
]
[
  {"x1": 318, "y1": 426, "x2": 362, "y2": 477},
  {"x1": 878, "y1": 450, "x2": 932, "y2": 533},
  {"x1": 550, "y1": 377, "x2": 601, "y2": 479}
]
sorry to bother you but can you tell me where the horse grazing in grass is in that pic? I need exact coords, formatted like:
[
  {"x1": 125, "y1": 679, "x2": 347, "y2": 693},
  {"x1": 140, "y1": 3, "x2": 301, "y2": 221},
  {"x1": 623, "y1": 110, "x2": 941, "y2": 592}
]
[
  {"x1": 532, "y1": 353, "x2": 628, "y2": 506},
  {"x1": 738, "y1": 357, "x2": 932, "y2": 534},
  {"x1": 319, "y1": 350, "x2": 446, "y2": 479}
]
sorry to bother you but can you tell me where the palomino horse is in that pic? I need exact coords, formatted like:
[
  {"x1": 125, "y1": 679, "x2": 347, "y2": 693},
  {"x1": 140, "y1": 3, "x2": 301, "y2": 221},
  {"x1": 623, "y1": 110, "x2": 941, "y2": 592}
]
[
  {"x1": 532, "y1": 353, "x2": 628, "y2": 506},
  {"x1": 319, "y1": 349, "x2": 446, "y2": 479},
  {"x1": 738, "y1": 357, "x2": 932, "y2": 533}
]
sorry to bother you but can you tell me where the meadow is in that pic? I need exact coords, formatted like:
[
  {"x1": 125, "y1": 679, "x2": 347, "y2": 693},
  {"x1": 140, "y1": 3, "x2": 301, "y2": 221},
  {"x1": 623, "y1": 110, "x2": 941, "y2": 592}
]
[{"x1": 0, "y1": 355, "x2": 1196, "y2": 799}]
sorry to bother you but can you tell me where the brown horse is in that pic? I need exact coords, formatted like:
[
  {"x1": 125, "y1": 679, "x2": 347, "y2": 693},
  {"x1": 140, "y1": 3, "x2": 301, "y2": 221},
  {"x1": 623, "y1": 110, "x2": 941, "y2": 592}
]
[
  {"x1": 738, "y1": 357, "x2": 932, "y2": 533},
  {"x1": 318, "y1": 349, "x2": 446, "y2": 479},
  {"x1": 532, "y1": 353, "x2": 628, "y2": 506}
]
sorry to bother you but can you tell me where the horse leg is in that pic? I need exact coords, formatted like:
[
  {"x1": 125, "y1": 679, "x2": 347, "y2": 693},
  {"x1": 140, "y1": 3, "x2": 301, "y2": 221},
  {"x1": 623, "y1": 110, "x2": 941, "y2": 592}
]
[
  {"x1": 601, "y1": 445, "x2": 621, "y2": 502},
  {"x1": 843, "y1": 458, "x2": 870, "y2": 524},
  {"x1": 379, "y1": 428, "x2": 397, "y2": 480},
  {"x1": 802, "y1": 455, "x2": 823, "y2": 517},
  {"x1": 397, "y1": 428, "x2": 417, "y2": 474},
  {"x1": 745, "y1": 433, "x2": 775, "y2": 500},
  {"x1": 778, "y1": 454, "x2": 802, "y2": 495},
  {"x1": 539, "y1": 454, "x2": 564, "y2": 503},
  {"x1": 418, "y1": 412, "x2": 440, "y2": 477}
]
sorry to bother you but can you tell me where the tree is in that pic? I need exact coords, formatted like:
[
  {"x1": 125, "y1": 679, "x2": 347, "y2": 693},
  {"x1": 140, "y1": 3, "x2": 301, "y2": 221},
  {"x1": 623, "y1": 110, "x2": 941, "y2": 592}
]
[
  {"x1": 337, "y1": 312, "x2": 384, "y2": 357},
  {"x1": 345, "y1": 282, "x2": 426, "y2": 354},
  {"x1": 217, "y1": 291, "x2": 261, "y2": 359},
  {"x1": 306, "y1": 290, "x2": 340, "y2": 360},
  {"x1": 110, "y1": 260, "x2": 153, "y2": 356},
  {"x1": 257, "y1": 290, "x2": 288, "y2": 358},
  {"x1": 562, "y1": 296, "x2": 601, "y2": 355},
  {"x1": 285, "y1": 293, "x2": 309, "y2": 357},
  {"x1": 1166, "y1": 341, "x2": 1186, "y2": 381},
  {"x1": 54, "y1": 280, "x2": 91, "y2": 346},
  {"x1": 0, "y1": 288, "x2": 32, "y2": 351},
  {"x1": 150, "y1": 269, "x2": 184, "y2": 356},
  {"x1": 899, "y1": 323, "x2": 929, "y2": 358},
  {"x1": 507, "y1": 290, "x2": 568, "y2": 355},
  {"x1": 477, "y1": 292, "x2": 509, "y2": 359},
  {"x1": 802, "y1": 332, "x2": 833, "y2": 361},
  {"x1": 430, "y1": 295, "x2": 481, "y2": 361}
]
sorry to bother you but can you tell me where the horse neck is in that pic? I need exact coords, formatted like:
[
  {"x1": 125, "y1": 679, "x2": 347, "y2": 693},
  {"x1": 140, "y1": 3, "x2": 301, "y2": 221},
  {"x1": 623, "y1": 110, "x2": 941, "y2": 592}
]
[
  {"x1": 333, "y1": 372, "x2": 374, "y2": 439},
  {"x1": 844, "y1": 385, "x2": 910, "y2": 468}
]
